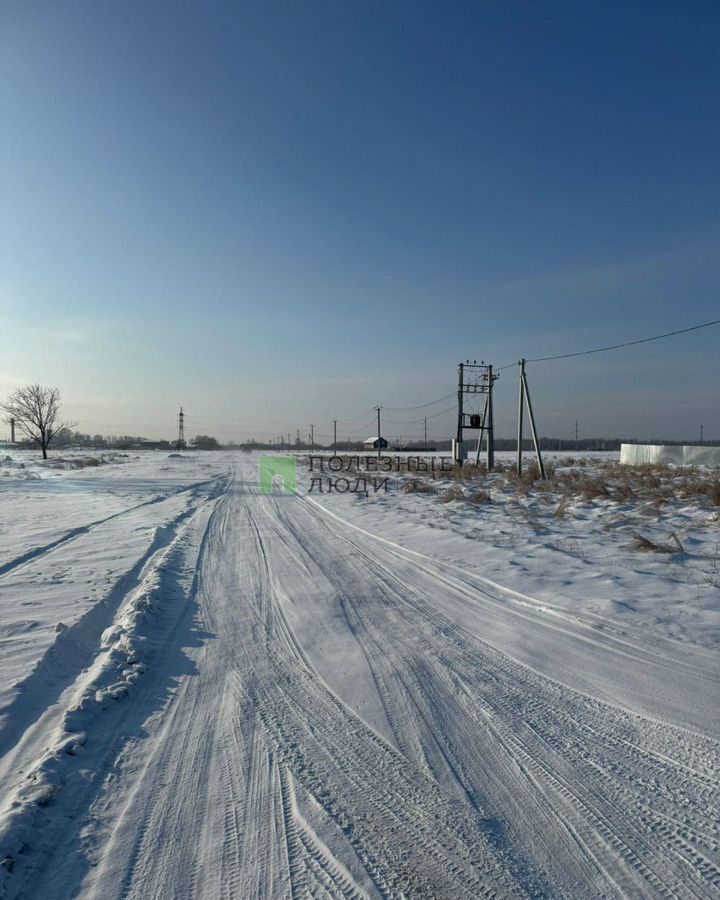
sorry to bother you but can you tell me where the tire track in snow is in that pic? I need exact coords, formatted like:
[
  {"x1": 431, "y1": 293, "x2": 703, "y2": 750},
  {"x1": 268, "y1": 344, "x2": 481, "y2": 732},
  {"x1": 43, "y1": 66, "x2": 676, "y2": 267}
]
[
  {"x1": 0, "y1": 474, "x2": 226, "y2": 582},
  {"x1": 0, "y1": 492, "x2": 223, "y2": 900},
  {"x1": 6, "y1": 460, "x2": 717, "y2": 898},
  {"x1": 199, "y1": 483, "x2": 526, "y2": 898},
  {"x1": 267, "y1": 488, "x2": 720, "y2": 898}
]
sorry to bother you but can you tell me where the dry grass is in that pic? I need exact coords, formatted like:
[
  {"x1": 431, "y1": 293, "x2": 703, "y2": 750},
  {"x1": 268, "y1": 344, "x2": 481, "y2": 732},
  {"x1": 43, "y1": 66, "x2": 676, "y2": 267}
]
[
  {"x1": 445, "y1": 462, "x2": 489, "y2": 482},
  {"x1": 469, "y1": 489, "x2": 491, "y2": 504},
  {"x1": 628, "y1": 533, "x2": 683, "y2": 554},
  {"x1": 439, "y1": 485, "x2": 465, "y2": 503},
  {"x1": 682, "y1": 477, "x2": 720, "y2": 505},
  {"x1": 529, "y1": 463, "x2": 720, "y2": 508},
  {"x1": 403, "y1": 479, "x2": 436, "y2": 494}
]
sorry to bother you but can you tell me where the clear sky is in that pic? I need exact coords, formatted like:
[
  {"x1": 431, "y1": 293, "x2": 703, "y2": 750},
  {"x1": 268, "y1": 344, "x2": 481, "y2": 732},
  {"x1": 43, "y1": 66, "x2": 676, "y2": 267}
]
[{"x1": 1, "y1": 1, "x2": 718, "y2": 444}]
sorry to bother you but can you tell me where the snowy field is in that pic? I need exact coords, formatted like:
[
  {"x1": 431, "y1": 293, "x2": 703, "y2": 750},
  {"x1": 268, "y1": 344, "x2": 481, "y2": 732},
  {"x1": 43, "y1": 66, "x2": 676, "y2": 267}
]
[{"x1": 0, "y1": 449, "x2": 718, "y2": 898}]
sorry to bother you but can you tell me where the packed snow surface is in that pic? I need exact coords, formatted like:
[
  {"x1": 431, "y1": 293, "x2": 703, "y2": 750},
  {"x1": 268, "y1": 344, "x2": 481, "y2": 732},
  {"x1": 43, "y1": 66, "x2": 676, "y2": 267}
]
[{"x1": 0, "y1": 449, "x2": 718, "y2": 898}]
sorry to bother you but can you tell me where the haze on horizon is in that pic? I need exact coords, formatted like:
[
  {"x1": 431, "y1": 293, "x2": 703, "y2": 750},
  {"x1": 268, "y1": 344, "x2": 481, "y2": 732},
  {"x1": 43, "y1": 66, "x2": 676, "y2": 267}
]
[{"x1": 1, "y1": 1, "x2": 719, "y2": 445}]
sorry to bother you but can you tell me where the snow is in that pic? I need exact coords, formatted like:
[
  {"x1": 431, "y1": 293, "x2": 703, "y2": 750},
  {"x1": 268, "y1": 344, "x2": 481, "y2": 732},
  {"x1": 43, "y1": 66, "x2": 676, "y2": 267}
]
[{"x1": 0, "y1": 449, "x2": 718, "y2": 898}]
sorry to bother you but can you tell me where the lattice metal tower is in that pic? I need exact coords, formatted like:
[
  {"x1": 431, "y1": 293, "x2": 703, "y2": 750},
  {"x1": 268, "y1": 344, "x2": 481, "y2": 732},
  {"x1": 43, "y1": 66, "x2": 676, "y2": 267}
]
[{"x1": 175, "y1": 407, "x2": 186, "y2": 450}]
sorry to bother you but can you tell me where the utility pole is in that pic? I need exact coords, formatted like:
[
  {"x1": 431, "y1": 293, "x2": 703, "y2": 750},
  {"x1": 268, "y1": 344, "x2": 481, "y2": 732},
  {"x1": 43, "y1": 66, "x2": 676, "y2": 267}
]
[
  {"x1": 516, "y1": 359, "x2": 546, "y2": 479},
  {"x1": 700, "y1": 422, "x2": 704, "y2": 444},
  {"x1": 424, "y1": 416, "x2": 427, "y2": 448},
  {"x1": 375, "y1": 406, "x2": 382, "y2": 459},
  {"x1": 456, "y1": 362, "x2": 464, "y2": 464},
  {"x1": 296, "y1": 429, "x2": 300, "y2": 447},
  {"x1": 333, "y1": 419, "x2": 337, "y2": 452},
  {"x1": 516, "y1": 364, "x2": 524, "y2": 473},
  {"x1": 9, "y1": 418, "x2": 15, "y2": 443},
  {"x1": 486, "y1": 364, "x2": 495, "y2": 470},
  {"x1": 575, "y1": 420, "x2": 579, "y2": 451},
  {"x1": 309, "y1": 425, "x2": 314, "y2": 450}
]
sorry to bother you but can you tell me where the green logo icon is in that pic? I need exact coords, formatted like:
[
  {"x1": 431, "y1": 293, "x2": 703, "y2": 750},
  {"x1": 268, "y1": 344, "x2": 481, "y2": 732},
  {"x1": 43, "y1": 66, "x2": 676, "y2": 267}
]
[{"x1": 259, "y1": 456, "x2": 297, "y2": 494}]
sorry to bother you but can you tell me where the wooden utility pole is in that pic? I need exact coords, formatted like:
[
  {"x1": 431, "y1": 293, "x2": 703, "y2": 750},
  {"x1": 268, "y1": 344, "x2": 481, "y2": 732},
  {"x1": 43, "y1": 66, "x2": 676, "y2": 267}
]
[
  {"x1": 333, "y1": 420, "x2": 337, "y2": 452},
  {"x1": 309, "y1": 424, "x2": 314, "y2": 450},
  {"x1": 375, "y1": 406, "x2": 382, "y2": 459},
  {"x1": 424, "y1": 416, "x2": 427, "y2": 448}
]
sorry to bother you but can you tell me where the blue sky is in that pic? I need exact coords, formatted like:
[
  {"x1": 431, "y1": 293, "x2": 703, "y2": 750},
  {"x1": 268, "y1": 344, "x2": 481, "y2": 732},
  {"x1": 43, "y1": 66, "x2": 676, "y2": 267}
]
[{"x1": 1, "y1": 1, "x2": 718, "y2": 443}]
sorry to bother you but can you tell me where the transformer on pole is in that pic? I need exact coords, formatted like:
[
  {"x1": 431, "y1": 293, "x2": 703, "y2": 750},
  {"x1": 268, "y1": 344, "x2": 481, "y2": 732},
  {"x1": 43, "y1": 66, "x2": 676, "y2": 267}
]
[{"x1": 455, "y1": 361, "x2": 498, "y2": 468}]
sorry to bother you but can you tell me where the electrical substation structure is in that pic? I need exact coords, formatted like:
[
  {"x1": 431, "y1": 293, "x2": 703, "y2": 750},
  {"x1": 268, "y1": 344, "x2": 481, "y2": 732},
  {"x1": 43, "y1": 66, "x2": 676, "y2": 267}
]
[{"x1": 455, "y1": 361, "x2": 498, "y2": 468}]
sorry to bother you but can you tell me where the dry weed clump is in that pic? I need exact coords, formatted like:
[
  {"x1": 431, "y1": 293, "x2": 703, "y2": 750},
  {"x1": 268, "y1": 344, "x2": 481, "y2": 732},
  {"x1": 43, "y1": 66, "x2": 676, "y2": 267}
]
[
  {"x1": 508, "y1": 460, "x2": 555, "y2": 493},
  {"x1": 403, "y1": 479, "x2": 436, "y2": 494},
  {"x1": 628, "y1": 532, "x2": 683, "y2": 554},
  {"x1": 525, "y1": 462, "x2": 720, "y2": 509},
  {"x1": 469, "y1": 489, "x2": 491, "y2": 504},
  {"x1": 446, "y1": 462, "x2": 489, "y2": 482},
  {"x1": 680, "y1": 477, "x2": 720, "y2": 506},
  {"x1": 439, "y1": 485, "x2": 464, "y2": 503}
]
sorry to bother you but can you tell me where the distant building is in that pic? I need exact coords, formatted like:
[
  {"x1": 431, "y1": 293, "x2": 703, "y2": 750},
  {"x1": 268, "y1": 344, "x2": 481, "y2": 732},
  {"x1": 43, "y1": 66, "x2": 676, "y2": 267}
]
[{"x1": 363, "y1": 436, "x2": 389, "y2": 450}]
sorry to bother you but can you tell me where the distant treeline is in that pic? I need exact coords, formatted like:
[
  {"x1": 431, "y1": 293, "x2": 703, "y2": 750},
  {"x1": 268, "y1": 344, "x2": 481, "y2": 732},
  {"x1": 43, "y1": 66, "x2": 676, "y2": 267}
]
[{"x1": 6, "y1": 432, "x2": 718, "y2": 453}]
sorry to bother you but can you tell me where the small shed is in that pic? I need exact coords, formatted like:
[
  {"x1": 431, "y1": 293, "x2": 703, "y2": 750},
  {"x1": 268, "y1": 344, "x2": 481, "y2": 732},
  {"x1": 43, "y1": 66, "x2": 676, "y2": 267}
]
[{"x1": 363, "y1": 436, "x2": 389, "y2": 450}]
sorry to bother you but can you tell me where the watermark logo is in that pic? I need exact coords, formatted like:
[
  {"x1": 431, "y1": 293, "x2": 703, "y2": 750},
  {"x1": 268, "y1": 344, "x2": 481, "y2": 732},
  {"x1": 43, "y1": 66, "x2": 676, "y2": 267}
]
[{"x1": 259, "y1": 456, "x2": 297, "y2": 493}]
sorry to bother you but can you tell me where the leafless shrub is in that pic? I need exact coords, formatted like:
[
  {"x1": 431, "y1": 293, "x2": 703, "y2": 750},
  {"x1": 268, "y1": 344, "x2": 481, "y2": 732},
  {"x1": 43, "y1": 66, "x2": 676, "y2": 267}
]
[{"x1": 469, "y1": 489, "x2": 491, "y2": 504}]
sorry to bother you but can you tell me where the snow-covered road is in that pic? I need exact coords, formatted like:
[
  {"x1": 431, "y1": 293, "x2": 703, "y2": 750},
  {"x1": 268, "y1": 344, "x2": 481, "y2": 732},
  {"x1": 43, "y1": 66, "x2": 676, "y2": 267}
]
[{"x1": 0, "y1": 452, "x2": 718, "y2": 898}]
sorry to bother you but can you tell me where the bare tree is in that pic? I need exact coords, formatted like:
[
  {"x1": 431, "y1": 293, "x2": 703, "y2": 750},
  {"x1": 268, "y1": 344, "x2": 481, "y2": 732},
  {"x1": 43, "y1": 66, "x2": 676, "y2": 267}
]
[{"x1": 1, "y1": 384, "x2": 75, "y2": 459}]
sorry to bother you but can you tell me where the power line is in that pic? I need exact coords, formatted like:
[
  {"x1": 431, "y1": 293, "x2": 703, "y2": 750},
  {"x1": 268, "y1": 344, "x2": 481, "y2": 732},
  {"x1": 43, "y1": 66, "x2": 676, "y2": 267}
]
[
  {"x1": 335, "y1": 407, "x2": 377, "y2": 424},
  {"x1": 497, "y1": 317, "x2": 720, "y2": 369},
  {"x1": 382, "y1": 392, "x2": 455, "y2": 411},
  {"x1": 425, "y1": 403, "x2": 457, "y2": 420},
  {"x1": 383, "y1": 401, "x2": 461, "y2": 426}
]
